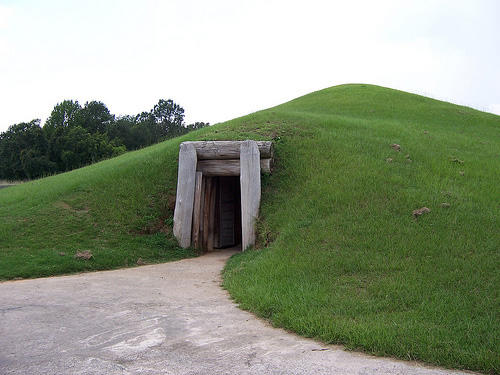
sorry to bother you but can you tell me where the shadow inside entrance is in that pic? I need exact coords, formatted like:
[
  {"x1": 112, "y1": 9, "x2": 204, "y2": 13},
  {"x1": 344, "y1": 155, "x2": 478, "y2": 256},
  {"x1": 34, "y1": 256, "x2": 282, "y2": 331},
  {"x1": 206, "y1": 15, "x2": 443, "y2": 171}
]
[{"x1": 195, "y1": 176, "x2": 242, "y2": 251}]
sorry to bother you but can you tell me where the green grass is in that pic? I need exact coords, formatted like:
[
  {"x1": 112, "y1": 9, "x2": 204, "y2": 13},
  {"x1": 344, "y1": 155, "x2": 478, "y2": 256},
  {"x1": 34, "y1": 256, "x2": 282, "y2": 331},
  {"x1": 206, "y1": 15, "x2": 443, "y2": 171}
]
[
  {"x1": 1, "y1": 84, "x2": 498, "y2": 373},
  {"x1": 0, "y1": 138, "x2": 199, "y2": 279},
  {"x1": 223, "y1": 85, "x2": 500, "y2": 374}
]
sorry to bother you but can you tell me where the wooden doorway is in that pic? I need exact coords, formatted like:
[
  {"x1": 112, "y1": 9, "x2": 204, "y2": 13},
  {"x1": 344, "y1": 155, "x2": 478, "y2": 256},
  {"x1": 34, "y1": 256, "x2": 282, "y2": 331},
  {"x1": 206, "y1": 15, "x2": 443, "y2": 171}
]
[
  {"x1": 192, "y1": 176, "x2": 242, "y2": 251},
  {"x1": 173, "y1": 140, "x2": 273, "y2": 251},
  {"x1": 216, "y1": 177, "x2": 241, "y2": 248}
]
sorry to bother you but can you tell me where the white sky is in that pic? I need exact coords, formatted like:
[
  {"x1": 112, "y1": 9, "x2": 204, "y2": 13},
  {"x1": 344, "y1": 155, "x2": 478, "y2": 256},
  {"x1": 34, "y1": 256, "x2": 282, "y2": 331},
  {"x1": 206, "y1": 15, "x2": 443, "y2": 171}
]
[{"x1": 0, "y1": 0, "x2": 499, "y2": 131}]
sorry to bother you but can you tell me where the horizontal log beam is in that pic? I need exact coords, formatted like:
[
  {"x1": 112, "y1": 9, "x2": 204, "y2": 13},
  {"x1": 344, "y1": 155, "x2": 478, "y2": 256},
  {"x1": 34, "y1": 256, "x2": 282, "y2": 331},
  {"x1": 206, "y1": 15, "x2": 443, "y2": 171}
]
[
  {"x1": 184, "y1": 141, "x2": 273, "y2": 160},
  {"x1": 197, "y1": 159, "x2": 272, "y2": 176}
]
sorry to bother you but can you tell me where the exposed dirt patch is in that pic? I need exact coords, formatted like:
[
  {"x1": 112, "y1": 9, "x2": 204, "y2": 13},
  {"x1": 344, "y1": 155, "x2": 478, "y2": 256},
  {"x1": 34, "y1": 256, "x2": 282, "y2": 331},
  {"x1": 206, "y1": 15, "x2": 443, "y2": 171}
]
[
  {"x1": 131, "y1": 215, "x2": 172, "y2": 236},
  {"x1": 54, "y1": 201, "x2": 89, "y2": 214},
  {"x1": 74, "y1": 250, "x2": 93, "y2": 260},
  {"x1": 167, "y1": 195, "x2": 176, "y2": 211}
]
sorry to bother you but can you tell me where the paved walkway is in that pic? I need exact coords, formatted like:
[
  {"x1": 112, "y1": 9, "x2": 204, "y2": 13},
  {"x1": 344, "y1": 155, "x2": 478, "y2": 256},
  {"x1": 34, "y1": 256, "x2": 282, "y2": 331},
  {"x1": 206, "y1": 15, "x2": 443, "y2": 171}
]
[{"x1": 0, "y1": 251, "x2": 475, "y2": 375}]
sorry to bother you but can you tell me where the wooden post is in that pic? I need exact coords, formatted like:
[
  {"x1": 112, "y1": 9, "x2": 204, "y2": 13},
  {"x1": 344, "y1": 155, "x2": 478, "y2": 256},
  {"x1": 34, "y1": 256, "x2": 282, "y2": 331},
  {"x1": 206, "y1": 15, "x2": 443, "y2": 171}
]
[
  {"x1": 207, "y1": 177, "x2": 217, "y2": 251},
  {"x1": 198, "y1": 175, "x2": 206, "y2": 249},
  {"x1": 191, "y1": 171, "x2": 203, "y2": 249},
  {"x1": 173, "y1": 143, "x2": 197, "y2": 248},
  {"x1": 201, "y1": 176, "x2": 212, "y2": 250},
  {"x1": 240, "y1": 140, "x2": 261, "y2": 251}
]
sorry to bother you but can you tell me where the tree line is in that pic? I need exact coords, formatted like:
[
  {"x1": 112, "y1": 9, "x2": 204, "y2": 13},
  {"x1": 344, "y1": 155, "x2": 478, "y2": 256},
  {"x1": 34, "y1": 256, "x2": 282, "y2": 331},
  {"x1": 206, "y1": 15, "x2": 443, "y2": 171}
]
[{"x1": 0, "y1": 99, "x2": 208, "y2": 180}]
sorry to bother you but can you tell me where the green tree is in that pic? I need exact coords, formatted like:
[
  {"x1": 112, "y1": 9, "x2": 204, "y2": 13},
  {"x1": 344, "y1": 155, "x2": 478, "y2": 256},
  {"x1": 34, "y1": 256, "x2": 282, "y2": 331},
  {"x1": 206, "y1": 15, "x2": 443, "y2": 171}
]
[
  {"x1": 151, "y1": 99, "x2": 185, "y2": 139},
  {"x1": 107, "y1": 116, "x2": 152, "y2": 150},
  {"x1": 1, "y1": 97, "x2": 205, "y2": 180},
  {"x1": 44, "y1": 100, "x2": 82, "y2": 136},
  {"x1": 49, "y1": 126, "x2": 120, "y2": 171},
  {"x1": 0, "y1": 119, "x2": 54, "y2": 180},
  {"x1": 78, "y1": 101, "x2": 114, "y2": 134}
]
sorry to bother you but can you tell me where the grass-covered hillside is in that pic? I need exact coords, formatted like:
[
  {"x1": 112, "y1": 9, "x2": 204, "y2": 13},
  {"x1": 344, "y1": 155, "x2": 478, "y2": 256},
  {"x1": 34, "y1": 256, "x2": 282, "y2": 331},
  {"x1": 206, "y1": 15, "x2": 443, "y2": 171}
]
[
  {"x1": 1, "y1": 84, "x2": 498, "y2": 373},
  {"x1": 0, "y1": 140, "x2": 198, "y2": 279},
  {"x1": 222, "y1": 85, "x2": 499, "y2": 374}
]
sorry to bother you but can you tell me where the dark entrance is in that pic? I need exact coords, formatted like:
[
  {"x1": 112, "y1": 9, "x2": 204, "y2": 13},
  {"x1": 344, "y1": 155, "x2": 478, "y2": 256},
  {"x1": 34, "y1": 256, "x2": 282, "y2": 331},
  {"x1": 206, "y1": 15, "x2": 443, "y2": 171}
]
[
  {"x1": 193, "y1": 175, "x2": 242, "y2": 251},
  {"x1": 215, "y1": 176, "x2": 241, "y2": 248}
]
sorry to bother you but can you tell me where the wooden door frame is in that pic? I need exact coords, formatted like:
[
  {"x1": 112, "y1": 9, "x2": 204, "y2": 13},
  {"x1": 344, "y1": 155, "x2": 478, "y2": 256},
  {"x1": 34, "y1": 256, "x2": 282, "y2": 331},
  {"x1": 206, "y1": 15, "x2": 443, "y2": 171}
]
[{"x1": 173, "y1": 140, "x2": 272, "y2": 251}]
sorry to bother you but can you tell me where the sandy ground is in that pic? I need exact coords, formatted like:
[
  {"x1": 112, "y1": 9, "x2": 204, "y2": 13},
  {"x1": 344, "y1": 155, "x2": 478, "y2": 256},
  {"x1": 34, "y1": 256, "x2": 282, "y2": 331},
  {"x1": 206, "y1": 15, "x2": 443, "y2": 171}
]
[{"x1": 0, "y1": 250, "x2": 477, "y2": 375}]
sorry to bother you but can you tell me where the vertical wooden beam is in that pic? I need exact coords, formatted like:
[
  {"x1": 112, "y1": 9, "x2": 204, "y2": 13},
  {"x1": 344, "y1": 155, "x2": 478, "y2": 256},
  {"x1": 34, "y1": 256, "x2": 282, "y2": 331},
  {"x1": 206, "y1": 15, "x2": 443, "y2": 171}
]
[
  {"x1": 191, "y1": 171, "x2": 203, "y2": 250},
  {"x1": 214, "y1": 177, "x2": 220, "y2": 249},
  {"x1": 207, "y1": 177, "x2": 217, "y2": 251},
  {"x1": 198, "y1": 175, "x2": 206, "y2": 249},
  {"x1": 240, "y1": 140, "x2": 261, "y2": 251},
  {"x1": 202, "y1": 176, "x2": 212, "y2": 251},
  {"x1": 173, "y1": 142, "x2": 197, "y2": 248}
]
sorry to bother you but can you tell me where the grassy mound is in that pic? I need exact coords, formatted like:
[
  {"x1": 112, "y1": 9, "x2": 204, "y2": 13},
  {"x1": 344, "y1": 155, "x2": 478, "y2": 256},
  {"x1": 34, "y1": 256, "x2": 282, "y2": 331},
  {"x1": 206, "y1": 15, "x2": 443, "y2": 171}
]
[
  {"x1": 1, "y1": 84, "x2": 498, "y2": 372},
  {"x1": 0, "y1": 138, "x2": 198, "y2": 279},
  {"x1": 222, "y1": 85, "x2": 499, "y2": 373}
]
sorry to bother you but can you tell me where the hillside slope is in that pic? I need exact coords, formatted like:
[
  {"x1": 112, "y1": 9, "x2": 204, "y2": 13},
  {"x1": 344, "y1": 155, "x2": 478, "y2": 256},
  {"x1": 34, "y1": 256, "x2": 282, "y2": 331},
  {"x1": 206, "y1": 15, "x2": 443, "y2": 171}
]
[
  {"x1": 0, "y1": 139, "x2": 199, "y2": 278},
  {"x1": 222, "y1": 85, "x2": 499, "y2": 373},
  {"x1": 1, "y1": 84, "x2": 498, "y2": 373}
]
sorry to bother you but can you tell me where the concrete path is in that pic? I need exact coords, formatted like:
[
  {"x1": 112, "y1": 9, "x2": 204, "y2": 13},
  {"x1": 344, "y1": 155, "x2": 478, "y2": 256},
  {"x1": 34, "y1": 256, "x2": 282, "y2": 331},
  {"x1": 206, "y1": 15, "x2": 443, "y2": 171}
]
[{"x1": 0, "y1": 251, "x2": 475, "y2": 375}]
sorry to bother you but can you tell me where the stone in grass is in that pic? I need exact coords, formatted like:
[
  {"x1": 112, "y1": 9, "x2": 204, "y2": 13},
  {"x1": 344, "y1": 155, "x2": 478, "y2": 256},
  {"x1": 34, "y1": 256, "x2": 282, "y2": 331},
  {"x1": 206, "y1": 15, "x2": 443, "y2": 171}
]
[
  {"x1": 386, "y1": 158, "x2": 393, "y2": 163},
  {"x1": 391, "y1": 144, "x2": 401, "y2": 151},
  {"x1": 59, "y1": 252, "x2": 66, "y2": 256},
  {"x1": 424, "y1": 130, "x2": 429, "y2": 134},
  {"x1": 74, "y1": 250, "x2": 93, "y2": 260},
  {"x1": 441, "y1": 203, "x2": 451, "y2": 208},
  {"x1": 459, "y1": 171, "x2": 465, "y2": 176},
  {"x1": 137, "y1": 258, "x2": 146, "y2": 265},
  {"x1": 412, "y1": 207, "x2": 431, "y2": 218}
]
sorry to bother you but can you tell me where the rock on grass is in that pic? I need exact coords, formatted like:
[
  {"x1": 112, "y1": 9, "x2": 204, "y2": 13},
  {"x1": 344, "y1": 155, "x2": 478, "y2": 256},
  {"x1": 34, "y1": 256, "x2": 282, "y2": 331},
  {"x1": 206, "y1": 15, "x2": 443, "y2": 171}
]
[
  {"x1": 74, "y1": 250, "x2": 93, "y2": 260},
  {"x1": 412, "y1": 207, "x2": 431, "y2": 218},
  {"x1": 137, "y1": 258, "x2": 146, "y2": 265}
]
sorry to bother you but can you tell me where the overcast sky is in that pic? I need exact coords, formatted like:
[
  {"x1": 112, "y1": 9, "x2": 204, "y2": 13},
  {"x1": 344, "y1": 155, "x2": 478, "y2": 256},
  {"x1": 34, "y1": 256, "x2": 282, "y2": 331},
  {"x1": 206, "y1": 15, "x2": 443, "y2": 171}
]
[{"x1": 0, "y1": 0, "x2": 499, "y2": 132}]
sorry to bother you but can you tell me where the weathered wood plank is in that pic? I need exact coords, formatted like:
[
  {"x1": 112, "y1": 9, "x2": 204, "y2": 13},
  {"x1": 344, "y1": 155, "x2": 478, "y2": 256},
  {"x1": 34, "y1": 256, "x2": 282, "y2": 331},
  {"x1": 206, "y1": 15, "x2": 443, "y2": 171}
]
[
  {"x1": 173, "y1": 143, "x2": 197, "y2": 248},
  {"x1": 191, "y1": 171, "x2": 203, "y2": 249},
  {"x1": 240, "y1": 140, "x2": 261, "y2": 251},
  {"x1": 217, "y1": 177, "x2": 237, "y2": 248},
  {"x1": 185, "y1": 141, "x2": 273, "y2": 160},
  {"x1": 201, "y1": 176, "x2": 212, "y2": 251},
  {"x1": 213, "y1": 177, "x2": 220, "y2": 249},
  {"x1": 207, "y1": 177, "x2": 217, "y2": 251},
  {"x1": 197, "y1": 159, "x2": 272, "y2": 176},
  {"x1": 198, "y1": 175, "x2": 206, "y2": 249}
]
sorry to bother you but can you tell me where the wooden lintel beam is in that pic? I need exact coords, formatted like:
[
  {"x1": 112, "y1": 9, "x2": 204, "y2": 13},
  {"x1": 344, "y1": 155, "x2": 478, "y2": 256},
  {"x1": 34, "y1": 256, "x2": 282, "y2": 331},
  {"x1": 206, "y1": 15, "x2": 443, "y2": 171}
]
[
  {"x1": 196, "y1": 159, "x2": 272, "y2": 176},
  {"x1": 184, "y1": 141, "x2": 273, "y2": 160}
]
